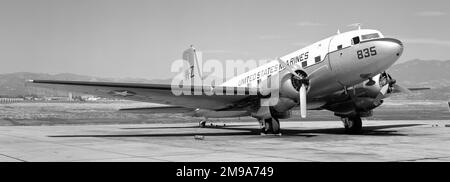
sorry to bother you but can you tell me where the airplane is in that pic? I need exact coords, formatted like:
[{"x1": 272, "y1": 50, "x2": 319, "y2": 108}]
[{"x1": 29, "y1": 26, "x2": 413, "y2": 135}]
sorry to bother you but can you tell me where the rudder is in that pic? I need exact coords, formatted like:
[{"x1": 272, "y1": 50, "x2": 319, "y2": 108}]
[{"x1": 182, "y1": 45, "x2": 202, "y2": 82}]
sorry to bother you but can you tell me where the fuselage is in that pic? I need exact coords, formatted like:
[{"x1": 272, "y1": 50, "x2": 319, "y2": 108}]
[{"x1": 221, "y1": 29, "x2": 403, "y2": 104}]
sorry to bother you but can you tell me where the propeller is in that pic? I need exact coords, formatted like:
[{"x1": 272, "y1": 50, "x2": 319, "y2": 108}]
[
  {"x1": 373, "y1": 84, "x2": 389, "y2": 106},
  {"x1": 392, "y1": 84, "x2": 411, "y2": 94},
  {"x1": 385, "y1": 72, "x2": 412, "y2": 94},
  {"x1": 373, "y1": 72, "x2": 411, "y2": 105},
  {"x1": 299, "y1": 83, "x2": 307, "y2": 118},
  {"x1": 277, "y1": 58, "x2": 302, "y2": 78},
  {"x1": 277, "y1": 58, "x2": 309, "y2": 118}
]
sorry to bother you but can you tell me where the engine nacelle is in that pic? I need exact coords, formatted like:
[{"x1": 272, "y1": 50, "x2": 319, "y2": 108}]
[
  {"x1": 353, "y1": 97, "x2": 383, "y2": 112},
  {"x1": 279, "y1": 70, "x2": 309, "y2": 100},
  {"x1": 324, "y1": 72, "x2": 396, "y2": 116},
  {"x1": 270, "y1": 108, "x2": 292, "y2": 119},
  {"x1": 355, "y1": 72, "x2": 393, "y2": 98},
  {"x1": 324, "y1": 97, "x2": 380, "y2": 116},
  {"x1": 250, "y1": 96, "x2": 297, "y2": 119},
  {"x1": 270, "y1": 97, "x2": 298, "y2": 113}
]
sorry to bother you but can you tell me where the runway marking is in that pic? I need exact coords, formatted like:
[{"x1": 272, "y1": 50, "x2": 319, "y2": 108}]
[{"x1": 0, "y1": 153, "x2": 27, "y2": 162}]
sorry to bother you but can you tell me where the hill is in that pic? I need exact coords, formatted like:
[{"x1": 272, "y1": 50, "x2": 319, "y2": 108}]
[
  {"x1": 0, "y1": 59, "x2": 449, "y2": 100},
  {"x1": 388, "y1": 59, "x2": 450, "y2": 88},
  {"x1": 387, "y1": 60, "x2": 450, "y2": 100},
  {"x1": 0, "y1": 72, "x2": 170, "y2": 97}
]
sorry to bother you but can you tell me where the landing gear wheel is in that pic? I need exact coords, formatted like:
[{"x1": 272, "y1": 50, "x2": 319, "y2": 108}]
[
  {"x1": 272, "y1": 118, "x2": 280, "y2": 134},
  {"x1": 199, "y1": 120, "x2": 206, "y2": 128},
  {"x1": 261, "y1": 119, "x2": 272, "y2": 134},
  {"x1": 342, "y1": 117, "x2": 362, "y2": 134},
  {"x1": 262, "y1": 118, "x2": 281, "y2": 135}
]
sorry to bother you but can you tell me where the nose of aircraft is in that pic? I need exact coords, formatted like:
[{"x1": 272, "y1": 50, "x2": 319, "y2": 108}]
[
  {"x1": 383, "y1": 38, "x2": 404, "y2": 59},
  {"x1": 374, "y1": 38, "x2": 404, "y2": 69},
  {"x1": 388, "y1": 38, "x2": 403, "y2": 57}
]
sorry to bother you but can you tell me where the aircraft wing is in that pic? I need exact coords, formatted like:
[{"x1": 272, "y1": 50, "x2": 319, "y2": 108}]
[{"x1": 27, "y1": 80, "x2": 263, "y2": 111}]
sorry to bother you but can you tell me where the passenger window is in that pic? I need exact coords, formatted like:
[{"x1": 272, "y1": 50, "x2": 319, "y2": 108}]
[
  {"x1": 315, "y1": 56, "x2": 321, "y2": 63},
  {"x1": 301, "y1": 61, "x2": 307, "y2": 68},
  {"x1": 337, "y1": 45, "x2": 343, "y2": 50},
  {"x1": 352, "y1": 36, "x2": 360, "y2": 45}
]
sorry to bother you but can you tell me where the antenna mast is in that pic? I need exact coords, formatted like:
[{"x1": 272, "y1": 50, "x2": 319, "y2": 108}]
[{"x1": 348, "y1": 23, "x2": 362, "y2": 30}]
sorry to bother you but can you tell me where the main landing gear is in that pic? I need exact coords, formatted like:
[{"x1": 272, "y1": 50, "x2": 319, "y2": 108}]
[
  {"x1": 259, "y1": 118, "x2": 281, "y2": 135},
  {"x1": 341, "y1": 116, "x2": 362, "y2": 134}
]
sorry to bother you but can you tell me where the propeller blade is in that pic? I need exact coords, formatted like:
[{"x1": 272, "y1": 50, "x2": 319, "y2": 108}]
[
  {"x1": 276, "y1": 57, "x2": 309, "y2": 118},
  {"x1": 299, "y1": 84, "x2": 307, "y2": 118},
  {"x1": 277, "y1": 57, "x2": 302, "y2": 78},
  {"x1": 373, "y1": 84, "x2": 390, "y2": 106},
  {"x1": 387, "y1": 73, "x2": 392, "y2": 80},
  {"x1": 380, "y1": 83, "x2": 390, "y2": 95},
  {"x1": 393, "y1": 84, "x2": 412, "y2": 94}
]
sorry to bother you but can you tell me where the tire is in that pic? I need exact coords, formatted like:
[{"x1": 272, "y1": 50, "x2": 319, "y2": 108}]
[
  {"x1": 271, "y1": 118, "x2": 280, "y2": 134},
  {"x1": 262, "y1": 118, "x2": 273, "y2": 134},
  {"x1": 262, "y1": 118, "x2": 281, "y2": 134},
  {"x1": 344, "y1": 117, "x2": 362, "y2": 134}
]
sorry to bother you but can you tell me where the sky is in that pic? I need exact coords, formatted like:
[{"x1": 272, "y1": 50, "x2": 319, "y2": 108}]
[{"x1": 0, "y1": 0, "x2": 449, "y2": 79}]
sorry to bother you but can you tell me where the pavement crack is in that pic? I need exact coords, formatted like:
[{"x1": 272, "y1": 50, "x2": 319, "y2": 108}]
[
  {"x1": 0, "y1": 132, "x2": 169, "y2": 162},
  {"x1": 393, "y1": 156, "x2": 450, "y2": 162},
  {"x1": 0, "y1": 153, "x2": 27, "y2": 162}
]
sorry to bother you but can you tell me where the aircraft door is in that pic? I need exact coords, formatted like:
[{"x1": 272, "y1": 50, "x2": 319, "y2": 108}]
[{"x1": 328, "y1": 36, "x2": 355, "y2": 85}]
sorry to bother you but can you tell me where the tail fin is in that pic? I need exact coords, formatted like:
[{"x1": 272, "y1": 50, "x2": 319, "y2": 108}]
[{"x1": 182, "y1": 45, "x2": 204, "y2": 86}]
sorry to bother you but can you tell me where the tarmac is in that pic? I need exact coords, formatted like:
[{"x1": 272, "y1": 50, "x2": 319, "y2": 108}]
[{"x1": 0, "y1": 120, "x2": 450, "y2": 162}]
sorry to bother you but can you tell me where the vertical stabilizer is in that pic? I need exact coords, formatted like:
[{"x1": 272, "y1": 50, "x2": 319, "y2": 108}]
[{"x1": 182, "y1": 45, "x2": 203, "y2": 86}]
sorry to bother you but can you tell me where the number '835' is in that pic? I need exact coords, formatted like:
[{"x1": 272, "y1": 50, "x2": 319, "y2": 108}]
[{"x1": 357, "y1": 46, "x2": 377, "y2": 59}]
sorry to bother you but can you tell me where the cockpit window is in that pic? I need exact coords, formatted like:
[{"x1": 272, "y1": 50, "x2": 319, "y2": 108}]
[
  {"x1": 361, "y1": 33, "x2": 380, "y2": 40},
  {"x1": 352, "y1": 36, "x2": 360, "y2": 45}
]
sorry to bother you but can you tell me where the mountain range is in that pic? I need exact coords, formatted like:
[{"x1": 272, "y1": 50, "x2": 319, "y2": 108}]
[
  {"x1": 387, "y1": 59, "x2": 450, "y2": 88},
  {"x1": 0, "y1": 59, "x2": 449, "y2": 100}
]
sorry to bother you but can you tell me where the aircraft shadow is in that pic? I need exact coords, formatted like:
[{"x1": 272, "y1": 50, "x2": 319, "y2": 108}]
[
  {"x1": 48, "y1": 124, "x2": 423, "y2": 138},
  {"x1": 203, "y1": 124, "x2": 422, "y2": 136},
  {"x1": 120, "y1": 124, "x2": 254, "y2": 130}
]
